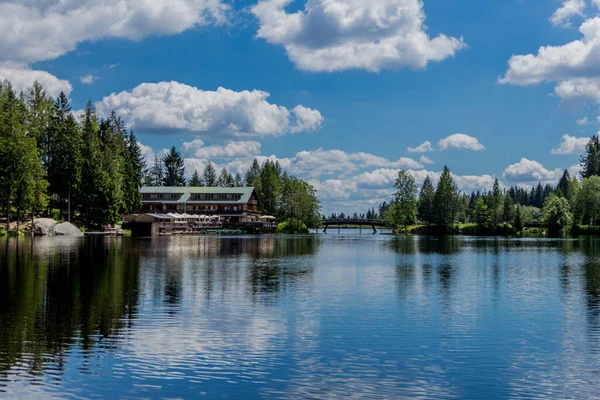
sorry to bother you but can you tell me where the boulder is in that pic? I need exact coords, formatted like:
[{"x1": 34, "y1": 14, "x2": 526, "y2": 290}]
[
  {"x1": 52, "y1": 222, "x2": 84, "y2": 237},
  {"x1": 33, "y1": 218, "x2": 57, "y2": 236}
]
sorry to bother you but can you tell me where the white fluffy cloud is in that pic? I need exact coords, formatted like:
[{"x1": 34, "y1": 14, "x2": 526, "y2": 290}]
[
  {"x1": 0, "y1": 0, "x2": 228, "y2": 65},
  {"x1": 551, "y1": 133, "x2": 589, "y2": 154},
  {"x1": 408, "y1": 140, "x2": 434, "y2": 153},
  {"x1": 503, "y1": 158, "x2": 562, "y2": 183},
  {"x1": 0, "y1": 66, "x2": 72, "y2": 97},
  {"x1": 251, "y1": 0, "x2": 466, "y2": 72},
  {"x1": 500, "y1": 16, "x2": 600, "y2": 107},
  {"x1": 576, "y1": 116, "x2": 589, "y2": 125},
  {"x1": 182, "y1": 140, "x2": 262, "y2": 159},
  {"x1": 0, "y1": 0, "x2": 229, "y2": 98},
  {"x1": 550, "y1": 0, "x2": 586, "y2": 27},
  {"x1": 94, "y1": 81, "x2": 324, "y2": 137},
  {"x1": 438, "y1": 133, "x2": 485, "y2": 151}
]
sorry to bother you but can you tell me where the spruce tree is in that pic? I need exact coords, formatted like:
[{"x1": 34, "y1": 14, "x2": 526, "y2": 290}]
[
  {"x1": 25, "y1": 82, "x2": 53, "y2": 171},
  {"x1": 514, "y1": 205, "x2": 524, "y2": 234},
  {"x1": 148, "y1": 155, "x2": 164, "y2": 186},
  {"x1": 503, "y1": 193, "x2": 514, "y2": 224},
  {"x1": 189, "y1": 171, "x2": 202, "y2": 187},
  {"x1": 48, "y1": 92, "x2": 83, "y2": 221},
  {"x1": 245, "y1": 159, "x2": 261, "y2": 186},
  {"x1": 581, "y1": 135, "x2": 600, "y2": 178},
  {"x1": 79, "y1": 101, "x2": 104, "y2": 226},
  {"x1": 162, "y1": 146, "x2": 186, "y2": 187},
  {"x1": 123, "y1": 131, "x2": 145, "y2": 212},
  {"x1": 234, "y1": 173, "x2": 243, "y2": 187},
  {"x1": 434, "y1": 166, "x2": 457, "y2": 229},
  {"x1": 490, "y1": 178, "x2": 502, "y2": 227},
  {"x1": 203, "y1": 161, "x2": 217, "y2": 187},
  {"x1": 259, "y1": 160, "x2": 281, "y2": 215},
  {"x1": 417, "y1": 175, "x2": 435, "y2": 225},
  {"x1": 217, "y1": 167, "x2": 233, "y2": 187}
]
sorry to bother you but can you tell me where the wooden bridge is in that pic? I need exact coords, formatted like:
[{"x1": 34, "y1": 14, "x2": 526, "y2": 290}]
[{"x1": 322, "y1": 218, "x2": 387, "y2": 234}]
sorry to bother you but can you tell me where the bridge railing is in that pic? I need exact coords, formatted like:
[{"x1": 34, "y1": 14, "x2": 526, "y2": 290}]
[{"x1": 323, "y1": 218, "x2": 386, "y2": 225}]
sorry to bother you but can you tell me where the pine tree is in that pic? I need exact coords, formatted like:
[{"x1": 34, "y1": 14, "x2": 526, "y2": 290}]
[
  {"x1": 514, "y1": 205, "x2": 524, "y2": 234},
  {"x1": 189, "y1": 171, "x2": 202, "y2": 187},
  {"x1": 123, "y1": 131, "x2": 145, "y2": 212},
  {"x1": 48, "y1": 92, "x2": 83, "y2": 221},
  {"x1": 473, "y1": 197, "x2": 491, "y2": 230},
  {"x1": 417, "y1": 175, "x2": 435, "y2": 225},
  {"x1": 245, "y1": 159, "x2": 261, "y2": 186},
  {"x1": 217, "y1": 167, "x2": 233, "y2": 187},
  {"x1": 581, "y1": 135, "x2": 600, "y2": 178},
  {"x1": 148, "y1": 155, "x2": 164, "y2": 186},
  {"x1": 79, "y1": 101, "x2": 105, "y2": 226},
  {"x1": 259, "y1": 160, "x2": 281, "y2": 215},
  {"x1": 490, "y1": 178, "x2": 502, "y2": 226},
  {"x1": 434, "y1": 166, "x2": 457, "y2": 229},
  {"x1": 203, "y1": 161, "x2": 217, "y2": 187},
  {"x1": 503, "y1": 193, "x2": 514, "y2": 224},
  {"x1": 98, "y1": 111, "x2": 128, "y2": 224},
  {"x1": 25, "y1": 82, "x2": 53, "y2": 172},
  {"x1": 162, "y1": 146, "x2": 186, "y2": 187},
  {"x1": 234, "y1": 173, "x2": 243, "y2": 187}
]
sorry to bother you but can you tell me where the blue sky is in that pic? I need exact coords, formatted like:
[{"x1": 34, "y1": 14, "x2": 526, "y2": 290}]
[{"x1": 1, "y1": 0, "x2": 598, "y2": 213}]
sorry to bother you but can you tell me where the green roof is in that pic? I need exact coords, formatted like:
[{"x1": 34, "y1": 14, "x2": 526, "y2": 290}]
[{"x1": 141, "y1": 186, "x2": 256, "y2": 204}]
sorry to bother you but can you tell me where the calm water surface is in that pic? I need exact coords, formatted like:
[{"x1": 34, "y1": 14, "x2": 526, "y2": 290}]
[{"x1": 1, "y1": 233, "x2": 600, "y2": 399}]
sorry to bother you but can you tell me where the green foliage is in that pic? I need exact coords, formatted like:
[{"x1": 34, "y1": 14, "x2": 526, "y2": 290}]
[
  {"x1": 146, "y1": 155, "x2": 164, "y2": 186},
  {"x1": 489, "y1": 178, "x2": 502, "y2": 226},
  {"x1": 542, "y1": 195, "x2": 573, "y2": 233},
  {"x1": 581, "y1": 135, "x2": 600, "y2": 179},
  {"x1": 417, "y1": 175, "x2": 435, "y2": 225},
  {"x1": 202, "y1": 161, "x2": 217, "y2": 187},
  {"x1": 276, "y1": 219, "x2": 309, "y2": 234},
  {"x1": 473, "y1": 196, "x2": 491, "y2": 230},
  {"x1": 162, "y1": 146, "x2": 186, "y2": 187},
  {"x1": 245, "y1": 159, "x2": 261, "y2": 187},
  {"x1": 521, "y1": 206, "x2": 543, "y2": 224},
  {"x1": 514, "y1": 206, "x2": 524, "y2": 234},
  {"x1": 217, "y1": 167, "x2": 234, "y2": 187},
  {"x1": 234, "y1": 173, "x2": 244, "y2": 187},
  {"x1": 385, "y1": 170, "x2": 417, "y2": 231},
  {"x1": 122, "y1": 131, "x2": 145, "y2": 213},
  {"x1": 575, "y1": 176, "x2": 600, "y2": 227},
  {"x1": 434, "y1": 166, "x2": 458, "y2": 229},
  {"x1": 502, "y1": 194, "x2": 514, "y2": 224},
  {"x1": 279, "y1": 176, "x2": 321, "y2": 229},
  {"x1": 258, "y1": 160, "x2": 281, "y2": 215},
  {"x1": 188, "y1": 171, "x2": 203, "y2": 187}
]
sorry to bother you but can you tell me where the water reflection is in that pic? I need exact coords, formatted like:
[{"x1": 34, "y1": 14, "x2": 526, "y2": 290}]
[
  {"x1": 0, "y1": 238, "x2": 140, "y2": 379},
  {"x1": 0, "y1": 235, "x2": 600, "y2": 398}
]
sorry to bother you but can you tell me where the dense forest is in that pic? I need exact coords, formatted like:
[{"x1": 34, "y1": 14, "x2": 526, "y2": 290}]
[
  {"x1": 0, "y1": 81, "x2": 145, "y2": 229},
  {"x1": 0, "y1": 79, "x2": 320, "y2": 233}
]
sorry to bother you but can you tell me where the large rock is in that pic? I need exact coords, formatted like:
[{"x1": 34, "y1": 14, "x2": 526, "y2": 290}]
[
  {"x1": 52, "y1": 222, "x2": 84, "y2": 237},
  {"x1": 33, "y1": 218, "x2": 57, "y2": 236}
]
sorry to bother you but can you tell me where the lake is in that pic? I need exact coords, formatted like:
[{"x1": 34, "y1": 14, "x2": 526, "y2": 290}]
[{"x1": 1, "y1": 233, "x2": 599, "y2": 399}]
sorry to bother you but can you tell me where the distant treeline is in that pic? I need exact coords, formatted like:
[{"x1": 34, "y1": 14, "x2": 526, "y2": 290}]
[
  {"x1": 380, "y1": 135, "x2": 600, "y2": 234},
  {"x1": 0, "y1": 81, "x2": 145, "y2": 229}
]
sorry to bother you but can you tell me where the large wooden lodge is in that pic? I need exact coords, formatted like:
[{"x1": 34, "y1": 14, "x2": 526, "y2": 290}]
[{"x1": 124, "y1": 187, "x2": 273, "y2": 236}]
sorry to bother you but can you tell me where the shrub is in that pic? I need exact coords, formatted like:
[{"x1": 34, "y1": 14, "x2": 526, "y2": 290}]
[{"x1": 276, "y1": 219, "x2": 309, "y2": 234}]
